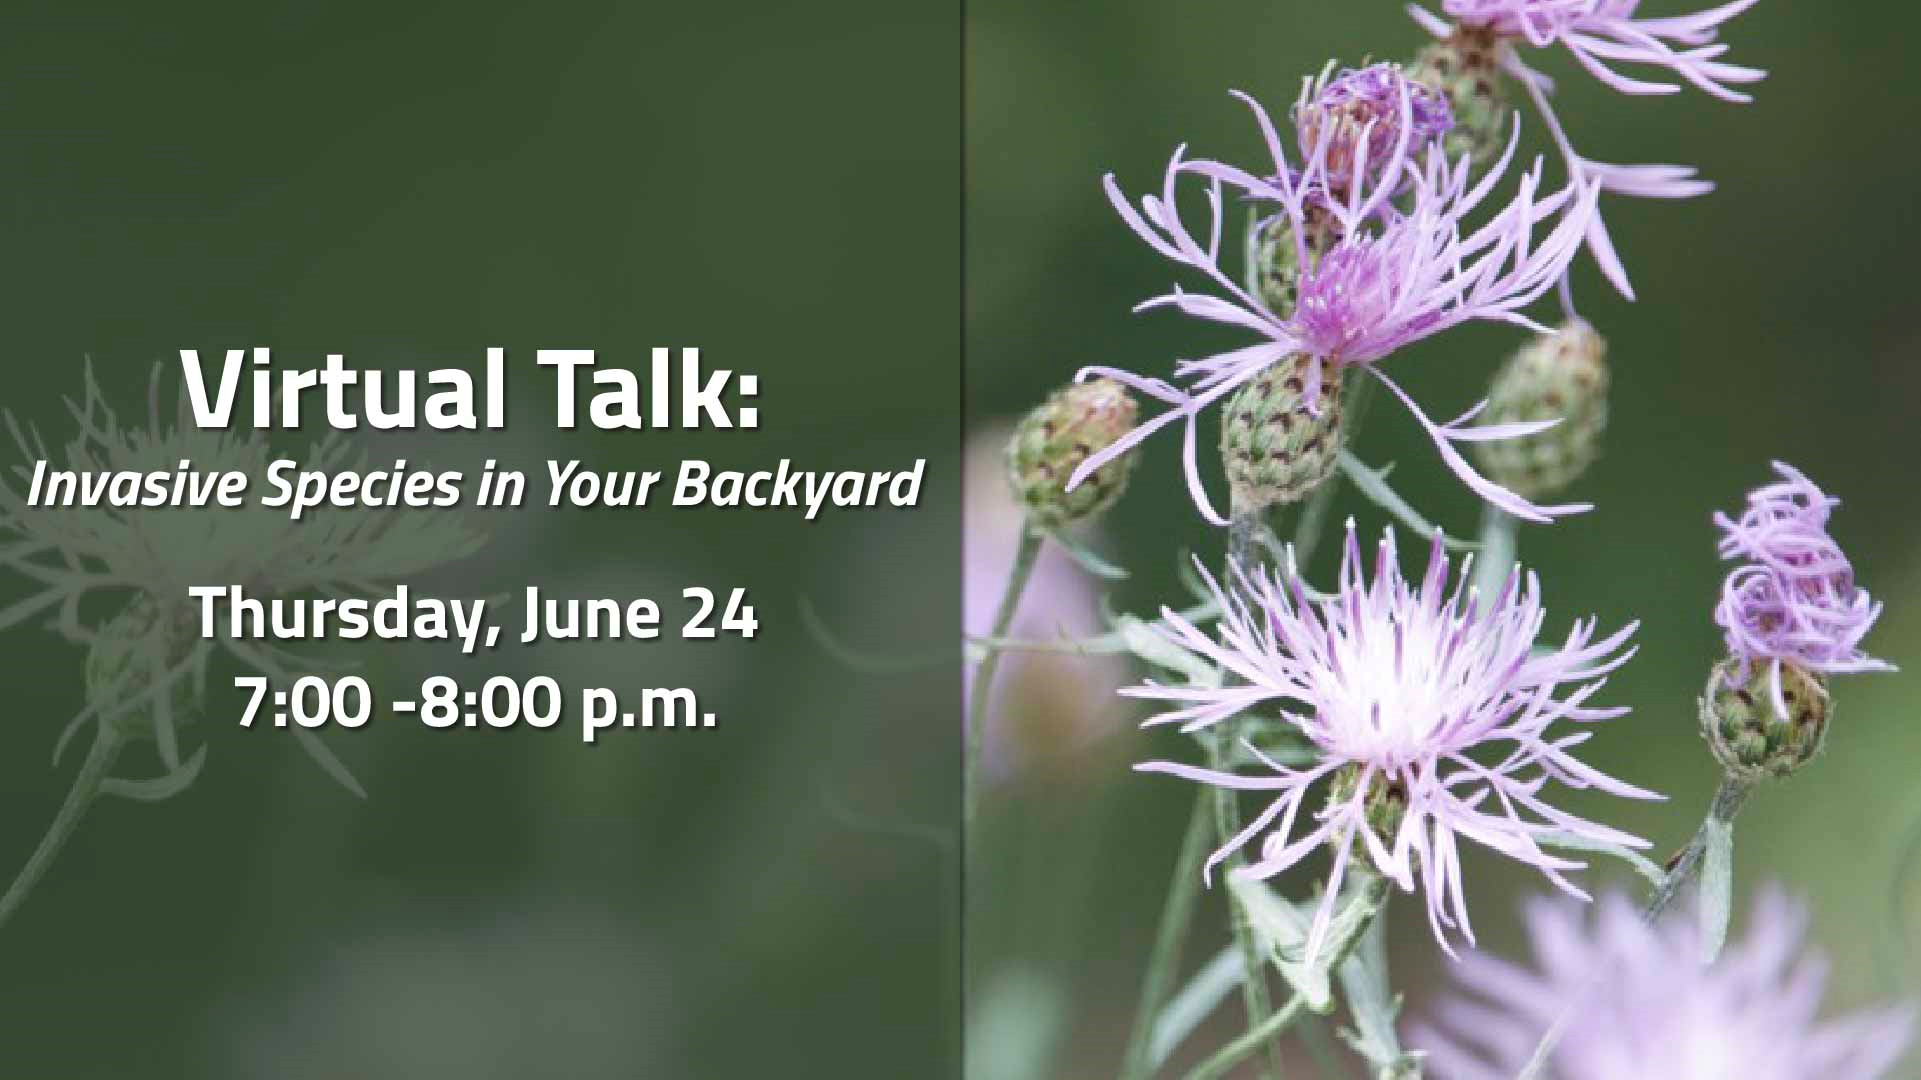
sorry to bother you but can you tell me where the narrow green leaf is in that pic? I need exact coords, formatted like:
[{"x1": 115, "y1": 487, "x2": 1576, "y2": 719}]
[
  {"x1": 1539, "y1": 829, "x2": 1667, "y2": 887},
  {"x1": 1699, "y1": 817, "x2": 1736, "y2": 962},
  {"x1": 1044, "y1": 528, "x2": 1129, "y2": 581}
]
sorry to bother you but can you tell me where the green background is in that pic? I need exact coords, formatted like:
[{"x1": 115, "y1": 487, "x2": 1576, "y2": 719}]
[
  {"x1": 968, "y1": 0, "x2": 1921, "y2": 1076},
  {"x1": 0, "y1": 3, "x2": 959, "y2": 1077}
]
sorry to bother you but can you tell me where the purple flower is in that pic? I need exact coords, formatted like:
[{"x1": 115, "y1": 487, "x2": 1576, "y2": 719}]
[
  {"x1": 1425, "y1": 0, "x2": 1764, "y2": 99},
  {"x1": 1127, "y1": 522, "x2": 1653, "y2": 958},
  {"x1": 1411, "y1": 888, "x2": 1916, "y2": 1080},
  {"x1": 1713, "y1": 462, "x2": 1893, "y2": 715},
  {"x1": 1294, "y1": 63, "x2": 1454, "y2": 193},
  {"x1": 1071, "y1": 87, "x2": 1600, "y2": 524},
  {"x1": 1409, "y1": 0, "x2": 1763, "y2": 298}
]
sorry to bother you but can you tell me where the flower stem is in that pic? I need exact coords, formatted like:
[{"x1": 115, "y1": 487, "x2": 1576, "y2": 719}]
[
  {"x1": 965, "y1": 527, "x2": 1043, "y2": 831},
  {"x1": 0, "y1": 726, "x2": 125, "y2": 931},
  {"x1": 1182, "y1": 993, "x2": 1311, "y2": 1080},
  {"x1": 1181, "y1": 878, "x2": 1387, "y2": 1080},
  {"x1": 1643, "y1": 774, "x2": 1756, "y2": 921},
  {"x1": 1207, "y1": 731, "x2": 1284, "y2": 1080},
  {"x1": 1471, "y1": 503, "x2": 1519, "y2": 602},
  {"x1": 1119, "y1": 785, "x2": 1214, "y2": 1080}
]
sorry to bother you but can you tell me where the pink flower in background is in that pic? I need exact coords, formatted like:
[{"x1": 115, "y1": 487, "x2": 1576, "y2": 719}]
[
  {"x1": 1411, "y1": 889, "x2": 1916, "y2": 1080},
  {"x1": 1408, "y1": 0, "x2": 1764, "y2": 298},
  {"x1": 965, "y1": 431, "x2": 1129, "y2": 777},
  {"x1": 1072, "y1": 86, "x2": 1599, "y2": 524},
  {"x1": 1713, "y1": 461, "x2": 1893, "y2": 713},
  {"x1": 1127, "y1": 522, "x2": 1651, "y2": 958}
]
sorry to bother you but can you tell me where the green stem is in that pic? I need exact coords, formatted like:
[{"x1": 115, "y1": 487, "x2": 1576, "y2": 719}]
[
  {"x1": 1182, "y1": 994, "x2": 1311, "y2": 1080},
  {"x1": 1119, "y1": 786, "x2": 1214, "y2": 1080},
  {"x1": 1182, "y1": 881, "x2": 1387, "y2": 1080},
  {"x1": 1206, "y1": 731, "x2": 1282, "y2": 1079},
  {"x1": 966, "y1": 527, "x2": 1043, "y2": 831},
  {"x1": 1643, "y1": 774, "x2": 1755, "y2": 921},
  {"x1": 0, "y1": 727, "x2": 125, "y2": 931},
  {"x1": 1471, "y1": 503, "x2": 1519, "y2": 603}
]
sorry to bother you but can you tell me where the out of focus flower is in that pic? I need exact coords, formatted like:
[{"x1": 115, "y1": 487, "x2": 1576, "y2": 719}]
[
  {"x1": 1408, "y1": 0, "x2": 1762, "y2": 298},
  {"x1": 1412, "y1": 889, "x2": 1916, "y2": 1080},
  {"x1": 0, "y1": 363, "x2": 485, "y2": 785},
  {"x1": 1128, "y1": 522, "x2": 1651, "y2": 958},
  {"x1": 967, "y1": 429, "x2": 1129, "y2": 778},
  {"x1": 1073, "y1": 89, "x2": 1598, "y2": 524},
  {"x1": 1713, "y1": 462, "x2": 1892, "y2": 717}
]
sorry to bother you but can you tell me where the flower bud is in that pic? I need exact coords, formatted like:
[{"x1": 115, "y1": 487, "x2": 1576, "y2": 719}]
[
  {"x1": 1005, "y1": 378, "x2": 1139, "y2": 529},
  {"x1": 1221, "y1": 356, "x2": 1344, "y2": 516},
  {"x1": 1408, "y1": 26, "x2": 1510, "y2": 167},
  {"x1": 1700, "y1": 657, "x2": 1830, "y2": 780},
  {"x1": 1329, "y1": 763, "x2": 1407, "y2": 847},
  {"x1": 1473, "y1": 320, "x2": 1609, "y2": 500},
  {"x1": 1251, "y1": 208, "x2": 1338, "y2": 317},
  {"x1": 86, "y1": 597, "x2": 197, "y2": 740}
]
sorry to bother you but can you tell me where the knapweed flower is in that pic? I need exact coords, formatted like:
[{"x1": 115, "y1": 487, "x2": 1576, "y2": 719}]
[
  {"x1": 1294, "y1": 62, "x2": 1455, "y2": 194},
  {"x1": 0, "y1": 362, "x2": 485, "y2": 788},
  {"x1": 1412, "y1": 889, "x2": 1916, "y2": 1080},
  {"x1": 1713, "y1": 461, "x2": 1892, "y2": 716},
  {"x1": 1408, "y1": 0, "x2": 1763, "y2": 297},
  {"x1": 1071, "y1": 86, "x2": 1600, "y2": 524},
  {"x1": 1128, "y1": 522, "x2": 1652, "y2": 958}
]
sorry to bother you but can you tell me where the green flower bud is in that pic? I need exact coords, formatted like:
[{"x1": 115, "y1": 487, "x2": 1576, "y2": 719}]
[
  {"x1": 1251, "y1": 206, "x2": 1338, "y2": 317},
  {"x1": 1408, "y1": 26, "x2": 1511, "y2": 168},
  {"x1": 1005, "y1": 378, "x2": 1139, "y2": 529},
  {"x1": 1222, "y1": 356, "x2": 1344, "y2": 517},
  {"x1": 1473, "y1": 319, "x2": 1609, "y2": 500},
  {"x1": 1700, "y1": 657, "x2": 1830, "y2": 780},
  {"x1": 1329, "y1": 763, "x2": 1407, "y2": 847},
  {"x1": 86, "y1": 597, "x2": 197, "y2": 741}
]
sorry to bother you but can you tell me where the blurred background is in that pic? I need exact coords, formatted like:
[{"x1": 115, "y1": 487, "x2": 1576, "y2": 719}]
[
  {"x1": 967, "y1": 0, "x2": 1921, "y2": 1076},
  {"x1": 0, "y1": 3, "x2": 959, "y2": 1077}
]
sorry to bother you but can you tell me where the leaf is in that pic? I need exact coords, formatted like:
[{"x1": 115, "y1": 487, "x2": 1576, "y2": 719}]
[
  {"x1": 1043, "y1": 528, "x2": 1129, "y2": 581},
  {"x1": 101, "y1": 745, "x2": 208, "y2": 802},
  {"x1": 1229, "y1": 875, "x2": 1388, "y2": 1015},
  {"x1": 1339, "y1": 451, "x2": 1476, "y2": 552},
  {"x1": 1337, "y1": 914, "x2": 1412, "y2": 1073},
  {"x1": 1698, "y1": 817, "x2": 1736, "y2": 963},
  {"x1": 1148, "y1": 945, "x2": 1242, "y2": 1070},
  {"x1": 1117, "y1": 616, "x2": 1221, "y2": 688},
  {"x1": 1229, "y1": 875, "x2": 1334, "y2": 1011},
  {"x1": 1538, "y1": 829, "x2": 1667, "y2": 887}
]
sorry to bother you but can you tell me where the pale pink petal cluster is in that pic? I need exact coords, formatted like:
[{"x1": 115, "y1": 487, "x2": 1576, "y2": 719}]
[
  {"x1": 1069, "y1": 80, "x2": 1600, "y2": 524},
  {"x1": 1409, "y1": 0, "x2": 1763, "y2": 298},
  {"x1": 1713, "y1": 461, "x2": 1893, "y2": 714},
  {"x1": 1411, "y1": 889, "x2": 1916, "y2": 1080},
  {"x1": 1127, "y1": 522, "x2": 1652, "y2": 958}
]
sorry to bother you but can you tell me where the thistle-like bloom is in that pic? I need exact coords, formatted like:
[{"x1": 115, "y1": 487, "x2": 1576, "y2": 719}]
[
  {"x1": 1412, "y1": 889, "x2": 1916, "y2": 1080},
  {"x1": 1713, "y1": 461, "x2": 1892, "y2": 714},
  {"x1": 0, "y1": 363, "x2": 486, "y2": 788},
  {"x1": 1408, "y1": 0, "x2": 1763, "y2": 297},
  {"x1": 1128, "y1": 522, "x2": 1652, "y2": 958},
  {"x1": 1420, "y1": 0, "x2": 1764, "y2": 99},
  {"x1": 1071, "y1": 85, "x2": 1600, "y2": 524},
  {"x1": 1294, "y1": 63, "x2": 1455, "y2": 193}
]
